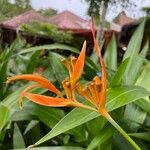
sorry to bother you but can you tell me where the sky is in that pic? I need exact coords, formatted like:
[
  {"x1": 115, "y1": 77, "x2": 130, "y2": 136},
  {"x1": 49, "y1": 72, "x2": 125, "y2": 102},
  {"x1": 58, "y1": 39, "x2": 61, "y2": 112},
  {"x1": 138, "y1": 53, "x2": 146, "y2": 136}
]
[{"x1": 31, "y1": 0, "x2": 150, "y2": 21}]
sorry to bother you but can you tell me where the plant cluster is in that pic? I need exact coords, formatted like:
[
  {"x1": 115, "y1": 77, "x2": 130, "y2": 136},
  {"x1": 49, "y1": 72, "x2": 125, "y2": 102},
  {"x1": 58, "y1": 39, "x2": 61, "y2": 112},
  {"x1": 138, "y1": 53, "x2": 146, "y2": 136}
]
[
  {"x1": 0, "y1": 19, "x2": 150, "y2": 150},
  {"x1": 19, "y1": 22, "x2": 73, "y2": 45}
]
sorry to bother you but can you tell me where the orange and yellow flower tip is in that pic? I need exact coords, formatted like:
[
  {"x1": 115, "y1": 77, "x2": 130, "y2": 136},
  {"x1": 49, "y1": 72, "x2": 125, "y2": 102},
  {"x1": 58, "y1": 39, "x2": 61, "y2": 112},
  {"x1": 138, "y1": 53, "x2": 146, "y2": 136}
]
[
  {"x1": 6, "y1": 74, "x2": 62, "y2": 97},
  {"x1": 18, "y1": 84, "x2": 40, "y2": 110},
  {"x1": 90, "y1": 18, "x2": 107, "y2": 110},
  {"x1": 71, "y1": 40, "x2": 86, "y2": 88},
  {"x1": 23, "y1": 93, "x2": 70, "y2": 107},
  {"x1": 6, "y1": 21, "x2": 107, "y2": 115}
]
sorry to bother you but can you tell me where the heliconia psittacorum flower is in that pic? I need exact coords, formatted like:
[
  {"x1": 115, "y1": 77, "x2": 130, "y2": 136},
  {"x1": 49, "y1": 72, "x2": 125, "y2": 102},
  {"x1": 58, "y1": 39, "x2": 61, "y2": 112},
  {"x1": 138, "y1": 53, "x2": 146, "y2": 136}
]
[
  {"x1": 6, "y1": 19, "x2": 107, "y2": 114},
  {"x1": 6, "y1": 18, "x2": 141, "y2": 150}
]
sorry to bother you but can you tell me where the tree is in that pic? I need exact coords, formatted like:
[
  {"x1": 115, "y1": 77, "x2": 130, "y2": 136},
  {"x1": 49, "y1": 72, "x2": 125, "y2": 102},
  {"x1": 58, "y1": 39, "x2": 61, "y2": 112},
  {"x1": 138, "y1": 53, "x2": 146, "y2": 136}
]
[
  {"x1": 15, "y1": 0, "x2": 32, "y2": 9},
  {"x1": 0, "y1": 0, "x2": 32, "y2": 21},
  {"x1": 142, "y1": 7, "x2": 150, "y2": 17},
  {"x1": 85, "y1": 0, "x2": 135, "y2": 42},
  {"x1": 38, "y1": 8, "x2": 57, "y2": 17}
]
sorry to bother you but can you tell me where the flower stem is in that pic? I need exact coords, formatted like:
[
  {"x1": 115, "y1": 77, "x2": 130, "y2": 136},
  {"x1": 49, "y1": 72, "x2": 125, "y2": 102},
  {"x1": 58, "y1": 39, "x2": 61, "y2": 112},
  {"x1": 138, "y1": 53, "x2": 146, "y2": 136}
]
[
  {"x1": 100, "y1": 109, "x2": 141, "y2": 150},
  {"x1": 70, "y1": 102, "x2": 98, "y2": 112}
]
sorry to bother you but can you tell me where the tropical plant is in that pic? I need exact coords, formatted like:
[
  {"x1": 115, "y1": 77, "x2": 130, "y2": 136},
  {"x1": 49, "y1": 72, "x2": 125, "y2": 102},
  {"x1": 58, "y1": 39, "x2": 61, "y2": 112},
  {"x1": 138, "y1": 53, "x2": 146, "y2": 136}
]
[
  {"x1": 0, "y1": 0, "x2": 32, "y2": 21},
  {"x1": 0, "y1": 18, "x2": 150, "y2": 150},
  {"x1": 19, "y1": 21, "x2": 73, "y2": 45},
  {"x1": 19, "y1": 21, "x2": 85, "y2": 49}
]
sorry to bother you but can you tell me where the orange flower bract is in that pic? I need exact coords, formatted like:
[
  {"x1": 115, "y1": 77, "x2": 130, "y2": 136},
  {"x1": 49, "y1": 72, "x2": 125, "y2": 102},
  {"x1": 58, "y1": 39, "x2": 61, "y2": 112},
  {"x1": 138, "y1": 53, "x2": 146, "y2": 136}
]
[{"x1": 6, "y1": 19, "x2": 107, "y2": 115}]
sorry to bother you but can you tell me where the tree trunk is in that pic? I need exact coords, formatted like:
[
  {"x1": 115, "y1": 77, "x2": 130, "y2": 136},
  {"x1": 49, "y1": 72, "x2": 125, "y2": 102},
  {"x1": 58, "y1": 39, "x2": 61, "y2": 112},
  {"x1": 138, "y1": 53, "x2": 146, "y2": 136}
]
[{"x1": 96, "y1": 2, "x2": 108, "y2": 42}]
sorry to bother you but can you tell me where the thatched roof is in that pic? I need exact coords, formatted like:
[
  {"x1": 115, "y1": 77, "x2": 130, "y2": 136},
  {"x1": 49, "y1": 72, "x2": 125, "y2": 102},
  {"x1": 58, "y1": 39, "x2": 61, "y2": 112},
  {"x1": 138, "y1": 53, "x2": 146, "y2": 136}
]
[
  {"x1": 49, "y1": 10, "x2": 91, "y2": 33},
  {"x1": 0, "y1": 10, "x2": 47, "y2": 30},
  {"x1": 1, "y1": 10, "x2": 91, "y2": 34},
  {"x1": 113, "y1": 11, "x2": 137, "y2": 27}
]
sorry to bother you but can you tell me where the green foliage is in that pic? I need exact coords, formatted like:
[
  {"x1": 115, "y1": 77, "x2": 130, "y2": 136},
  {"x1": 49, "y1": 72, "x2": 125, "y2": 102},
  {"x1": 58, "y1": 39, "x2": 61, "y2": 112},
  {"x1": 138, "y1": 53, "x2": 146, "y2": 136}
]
[
  {"x1": 87, "y1": 126, "x2": 115, "y2": 150},
  {"x1": 26, "y1": 51, "x2": 41, "y2": 74},
  {"x1": 142, "y1": 6, "x2": 150, "y2": 16},
  {"x1": 14, "y1": 146, "x2": 86, "y2": 150},
  {"x1": 85, "y1": 0, "x2": 136, "y2": 18},
  {"x1": 19, "y1": 22, "x2": 73, "y2": 44},
  {"x1": 0, "y1": 39, "x2": 18, "y2": 99},
  {"x1": 0, "y1": 105, "x2": 9, "y2": 133},
  {"x1": 33, "y1": 85, "x2": 150, "y2": 146},
  {"x1": 38, "y1": 8, "x2": 57, "y2": 17},
  {"x1": 104, "y1": 34, "x2": 117, "y2": 70},
  {"x1": 13, "y1": 123, "x2": 26, "y2": 148},
  {"x1": 0, "y1": 19, "x2": 150, "y2": 149},
  {"x1": 0, "y1": 0, "x2": 32, "y2": 21}
]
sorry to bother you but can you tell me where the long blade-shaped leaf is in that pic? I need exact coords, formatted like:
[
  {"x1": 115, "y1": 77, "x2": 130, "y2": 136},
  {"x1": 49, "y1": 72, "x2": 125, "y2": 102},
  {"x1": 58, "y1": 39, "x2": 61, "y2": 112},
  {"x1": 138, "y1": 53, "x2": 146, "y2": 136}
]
[
  {"x1": 129, "y1": 132, "x2": 150, "y2": 141},
  {"x1": 104, "y1": 34, "x2": 117, "y2": 70},
  {"x1": 15, "y1": 44, "x2": 79, "y2": 56},
  {"x1": 110, "y1": 58, "x2": 129, "y2": 86},
  {"x1": 13, "y1": 123, "x2": 26, "y2": 148},
  {"x1": 123, "y1": 20, "x2": 145, "y2": 60},
  {"x1": 87, "y1": 126, "x2": 114, "y2": 150},
  {"x1": 134, "y1": 63, "x2": 150, "y2": 112},
  {"x1": 0, "y1": 105, "x2": 9, "y2": 133},
  {"x1": 26, "y1": 51, "x2": 41, "y2": 74},
  {"x1": 124, "y1": 103, "x2": 146, "y2": 131},
  {"x1": 111, "y1": 42, "x2": 149, "y2": 86},
  {"x1": 13, "y1": 146, "x2": 86, "y2": 150},
  {"x1": 2, "y1": 84, "x2": 46, "y2": 114},
  {"x1": 121, "y1": 20, "x2": 146, "y2": 85},
  {"x1": 0, "y1": 40, "x2": 17, "y2": 98},
  {"x1": 49, "y1": 52, "x2": 68, "y2": 83},
  {"x1": 33, "y1": 86, "x2": 150, "y2": 146}
]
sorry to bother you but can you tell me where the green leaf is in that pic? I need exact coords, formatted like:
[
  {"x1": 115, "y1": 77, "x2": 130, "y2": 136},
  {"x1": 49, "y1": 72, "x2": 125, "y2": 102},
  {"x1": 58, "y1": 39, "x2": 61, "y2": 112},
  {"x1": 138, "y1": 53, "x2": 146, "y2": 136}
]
[
  {"x1": 34, "y1": 86, "x2": 150, "y2": 146},
  {"x1": 14, "y1": 43, "x2": 98, "y2": 76},
  {"x1": 134, "y1": 98, "x2": 150, "y2": 113},
  {"x1": 15, "y1": 44, "x2": 79, "y2": 56},
  {"x1": 134, "y1": 63, "x2": 150, "y2": 112},
  {"x1": 27, "y1": 104, "x2": 65, "y2": 128},
  {"x1": 87, "y1": 126, "x2": 114, "y2": 150},
  {"x1": 123, "y1": 20, "x2": 145, "y2": 60},
  {"x1": 24, "y1": 120, "x2": 39, "y2": 135},
  {"x1": 135, "y1": 63, "x2": 150, "y2": 89},
  {"x1": 26, "y1": 51, "x2": 41, "y2": 74},
  {"x1": 2, "y1": 84, "x2": 65, "y2": 128},
  {"x1": 13, "y1": 146, "x2": 86, "y2": 150},
  {"x1": 34, "y1": 108, "x2": 97, "y2": 146},
  {"x1": 129, "y1": 132, "x2": 150, "y2": 141},
  {"x1": 106, "y1": 86, "x2": 150, "y2": 110},
  {"x1": 111, "y1": 41, "x2": 149, "y2": 86},
  {"x1": 86, "y1": 117, "x2": 106, "y2": 136},
  {"x1": 0, "y1": 105, "x2": 9, "y2": 133},
  {"x1": 49, "y1": 52, "x2": 68, "y2": 83},
  {"x1": 124, "y1": 103, "x2": 146, "y2": 131},
  {"x1": 0, "y1": 40, "x2": 17, "y2": 98},
  {"x1": 114, "y1": 134, "x2": 133, "y2": 150},
  {"x1": 100, "y1": 138, "x2": 112, "y2": 150},
  {"x1": 1, "y1": 84, "x2": 32, "y2": 113},
  {"x1": 10, "y1": 101, "x2": 65, "y2": 128},
  {"x1": 110, "y1": 58, "x2": 129, "y2": 86},
  {"x1": 11, "y1": 108, "x2": 36, "y2": 121},
  {"x1": 139, "y1": 41, "x2": 149, "y2": 58},
  {"x1": 2, "y1": 84, "x2": 47, "y2": 120},
  {"x1": 123, "y1": 56, "x2": 146, "y2": 85},
  {"x1": 13, "y1": 123, "x2": 26, "y2": 148},
  {"x1": 123, "y1": 53, "x2": 148, "y2": 85},
  {"x1": 120, "y1": 20, "x2": 146, "y2": 85},
  {"x1": 104, "y1": 34, "x2": 117, "y2": 70},
  {"x1": 68, "y1": 125, "x2": 87, "y2": 142}
]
